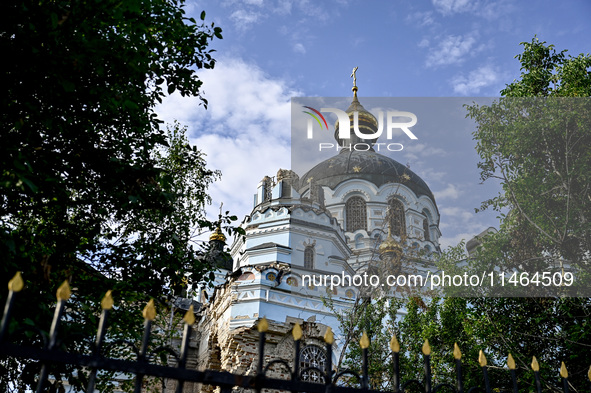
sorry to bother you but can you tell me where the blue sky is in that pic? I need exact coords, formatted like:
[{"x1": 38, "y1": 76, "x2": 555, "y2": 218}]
[{"x1": 156, "y1": 0, "x2": 591, "y2": 248}]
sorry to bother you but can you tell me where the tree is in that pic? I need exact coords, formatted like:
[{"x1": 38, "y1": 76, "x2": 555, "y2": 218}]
[
  {"x1": 455, "y1": 37, "x2": 591, "y2": 390},
  {"x1": 0, "y1": 0, "x2": 234, "y2": 391},
  {"x1": 334, "y1": 37, "x2": 591, "y2": 392}
]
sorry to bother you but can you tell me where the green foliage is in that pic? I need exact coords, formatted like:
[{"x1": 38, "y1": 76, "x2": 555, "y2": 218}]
[
  {"x1": 336, "y1": 37, "x2": 591, "y2": 393},
  {"x1": 333, "y1": 296, "x2": 485, "y2": 391},
  {"x1": 0, "y1": 0, "x2": 234, "y2": 391},
  {"x1": 501, "y1": 36, "x2": 591, "y2": 97},
  {"x1": 456, "y1": 37, "x2": 591, "y2": 390}
]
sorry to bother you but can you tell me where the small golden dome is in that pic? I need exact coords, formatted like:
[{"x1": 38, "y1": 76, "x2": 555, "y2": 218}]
[
  {"x1": 209, "y1": 226, "x2": 226, "y2": 243},
  {"x1": 334, "y1": 96, "x2": 380, "y2": 146},
  {"x1": 379, "y1": 228, "x2": 402, "y2": 256}
]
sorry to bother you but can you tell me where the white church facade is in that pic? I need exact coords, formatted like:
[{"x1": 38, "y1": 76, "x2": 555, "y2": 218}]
[{"x1": 178, "y1": 86, "x2": 443, "y2": 392}]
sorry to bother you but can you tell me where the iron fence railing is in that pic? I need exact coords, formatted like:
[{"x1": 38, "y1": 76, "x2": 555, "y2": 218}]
[{"x1": 0, "y1": 273, "x2": 589, "y2": 393}]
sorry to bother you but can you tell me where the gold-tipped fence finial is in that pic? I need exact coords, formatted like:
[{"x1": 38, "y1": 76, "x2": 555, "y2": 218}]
[
  {"x1": 56, "y1": 280, "x2": 71, "y2": 301},
  {"x1": 422, "y1": 339, "x2": 431, "y2": 356},
  {"x1": 142, "y1": 299, "x2": 156, "y2": 321},
  {"x1": 507, "y1": 353, "x2": 516, "y2": 370},
  {"x1": 257, "y1": 317, "x2": 269, "y2": 333},
  {"x1": 390, "y1": 334, "x2": 400, "y2": 353},
  {"x1": 478, "y1": 350, "x2": 487, "y2": 367},
  {"x1": 8, "y1": 272, "x2": 24, "y2": 292},
  {"x1": 183, "y1": 305, "x2": 195, "y2": 325},
  {"x1": 453, "y1": 343, "x2": 462, "y2": 360},
  {"x1": 531, "y1": 356, "x2": 540, "y2": 372},
  {"x1": 360, "y1": 331, "x2": 370, "y2": 349},
  {"x1": 560, "y1": 362, "x2": 568, "y2": 379},
  {"x1": 292, "y1": 323, "x2": 302, "y2": 341},
  {"x1": 101, "y1": 290, "x2": 114, "y2": 310},
  {"x1": 324, "y1": 327, "x2": 335, "y2": 345}
]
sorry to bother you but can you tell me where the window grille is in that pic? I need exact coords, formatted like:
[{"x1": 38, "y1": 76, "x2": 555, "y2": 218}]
[
  {"x1": 263, "y1": 177, "x2": 273, "y2": 202},
  {"x1": 304, "y1": 246, "x2": 314, "y2": 269},
  {"x1": 423, "y1": 219, "x2": 430, "y2": 241},
  {"x1": 388, "y1": 198, "x2": 406, "y2": 237},
  {"x1": 300, "y1": 345, "x2": 327, "y2": 383},
  {"x1": 345, "y1": 196, "x2": 367, "y2": 232}
]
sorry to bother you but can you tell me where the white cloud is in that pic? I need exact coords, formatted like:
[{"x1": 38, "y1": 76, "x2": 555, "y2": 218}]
[
  {"x1": 426, "y1": 34, "x2": 480, "y2": 68},
  {"x1": 229, "y1": 9, "x2": 262, "y2": 31},
  {"x1": 452, "y1": 65, "x2": 501, "y2": 95},
  {"x1": 293, "y1": 43, "x2": 306, "y2": 54},
  {"x1": 439, "y1": 232, "x2": 477, "y2": 249},
  {"x1": 156, "y1": 57, "x2": 300, "y2": 225},
  {"x1": 437, "y1": 204, "x2": 496, "y2": 248},
  {"x1": 406, "y1": 11, "x2": 436, "y2": 27},
  {"x1": 403, "y1": 143, "x2": 447, "y2": 158},
  {"x1": 432, "y1": 0, "x2": 474, "y2": 15},
  {"x1": 440, "y1": 206, "x2": 474, "y2": 222},
  {"x1": 434, "y1": 184, "x2": 460, "y2": 201},
  {"x1": 432, "y1": 0, "x2": 512, "y2": 20},
  {"x1": 418, "y1": 38, "x2": 430, "y2": 48}
]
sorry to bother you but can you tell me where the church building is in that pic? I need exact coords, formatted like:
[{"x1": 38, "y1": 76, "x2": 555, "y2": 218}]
[{"x1": 179, "y1": 79, "x2": 442, "y2": 392}]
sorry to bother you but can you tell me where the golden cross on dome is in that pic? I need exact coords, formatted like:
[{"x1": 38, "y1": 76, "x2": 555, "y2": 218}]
[
  {"x1": 350, "y1": 66, "x2": 359, "y2": 97},
  {"x1": 351, "y1": 67, "x2": 358, "y2": 87}
]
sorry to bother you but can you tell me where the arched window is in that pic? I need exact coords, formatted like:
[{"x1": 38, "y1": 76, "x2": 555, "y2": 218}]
[
  {"x1": 423, "y1": 219, "x2": 430, "y2": 241},
  {"x1": 304, "y1": 246, "x2": 314, "y2": 269},
  {"x1": 354, "y1": 234, "x2": 364, "y2": 249},
  {"x1": 345, "y1": 196, "x2": 367, "y2": 232},
  {"x1": 300, "y1": 345, "x2": 327, "y2": 383},
  {"x1": 388, "y1": 198, "x2": 406, "y2": 237}
]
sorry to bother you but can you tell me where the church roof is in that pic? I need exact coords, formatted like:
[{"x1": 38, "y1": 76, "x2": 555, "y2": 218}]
[
  {"x1": 246, "y1": 242, "x2": 292, "y2": 252},
  {"x1": 299, "y1": 149, "x2": 436, "y2": 201}
]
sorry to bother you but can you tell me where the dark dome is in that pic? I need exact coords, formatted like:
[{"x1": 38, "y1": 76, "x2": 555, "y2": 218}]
[{"x1": 299, "y1": 150, "x2": 436, "y2": 201}]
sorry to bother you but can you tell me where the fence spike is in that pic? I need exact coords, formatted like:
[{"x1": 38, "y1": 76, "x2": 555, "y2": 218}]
[
  {"x1": 293, "y1": 333, "x2": 301, "y2": 381},
  {"x1": 453, "y1": 343, "x2": 462, "y2": 360},
  {"x1": 183, "y1": 305, "x2": 195, "y2": 325},
  {"x1": 392, "y1": 339, "x2": 401, "y2": 393},
  {"x1": 360, "y1": 331, "x2": 369, "y2": 349},
  {"x1": 478, "y1": 350, "x2": 487, "y2": 367},
  {"x1": 422, "y1": 339, "x2": 431, "y2": 356},
  {"x1": 142, "y1": 299, "x2": 156, "y2": 321},
  {"x1": 454, "y1": 347, "x2": 464, "y2": 393},
  {"x1": 1, "y1": 273, "x2": 23, "y2": 342},
  {"x1": 325, "y1": 326, "x2": 335, "y2": 345},
  {"x1": 87, "y1": 296, "x2": 112, "y2": 393},
  {"x1": 390, "y1": 334, "x2": 400, "y2": 353},
  {"x1": 361, "y1": 331, "x2": 369, "y2": 389},
  {"x1": 292, "y1": 322, "x2": 302, "y2": 341},
  {"x1": 531, "y1": 356, "x2": 542, "y2": 393},
  {"x1": 257, "y1": 318, "x2": 266, "y2": 375},
  {"x1": 326, "y1": 333, "x2": 334, "y2": 386},
  {"x1": 423, "y1": 339, "x2": 432, "y2": 393},
  {"x1": 257, "y1": 317, "x2": 268, "y2": 333},
  {"x1": 560, "y1": 362, "x2": 568, "y2": 379},
  {"x1": 56, "y1": 280, "x2": 71, "y2": 301},
  {"x1": 101, "y1": 290, "x2": 114, "y2": 310},
  {"x1": 8, "y1": 272, "x2": 24, "y2": 292},
  {"x1": 588, "y1": 365, "x2": 591, "y2": 381},
  {"x1": 507, "y1": 353, "x2": 516, "y2": 370}
]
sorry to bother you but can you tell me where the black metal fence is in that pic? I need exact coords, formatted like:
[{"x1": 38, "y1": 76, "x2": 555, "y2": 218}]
[{"x1": 0, "y1": 273, "x2": 589, "y2": 393}]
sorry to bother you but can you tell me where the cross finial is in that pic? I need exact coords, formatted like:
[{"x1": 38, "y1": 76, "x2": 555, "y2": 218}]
[
  {"x1": 351, "y1": 67, "x2": 359, "y2": 97},
  {"x1": 351, "y1": 67, "x2": 358, "y2": 87}
]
